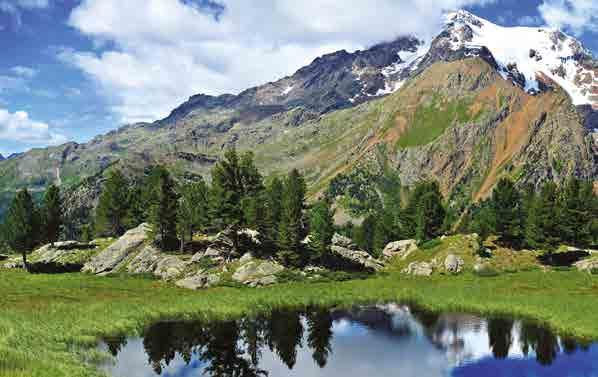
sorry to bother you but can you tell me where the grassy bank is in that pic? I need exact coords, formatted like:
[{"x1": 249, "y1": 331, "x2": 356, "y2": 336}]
[{"x1": 0, "y1": 269, "x2": 597, "y2": 377}]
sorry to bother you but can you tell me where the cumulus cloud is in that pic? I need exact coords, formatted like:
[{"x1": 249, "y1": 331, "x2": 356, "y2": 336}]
[
  {"x1": 0, "y1": 108, "x2": 66, "y2": 146},
  {"x1": 538, "y1": 0, "x2": 598, "y2": 36},
  {"x1": 64, "y1": 0, "x2": 495, "y2": 123}
]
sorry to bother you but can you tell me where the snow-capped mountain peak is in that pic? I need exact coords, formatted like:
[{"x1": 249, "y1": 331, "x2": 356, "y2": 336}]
[{"x1": 443, "y1": 9, "x2": 597, "y2": 108}]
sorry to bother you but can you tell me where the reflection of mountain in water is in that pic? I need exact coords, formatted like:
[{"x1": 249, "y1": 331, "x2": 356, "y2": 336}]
[{"x1": 102, "y1": 305, "x2": 595, "y2": 377}]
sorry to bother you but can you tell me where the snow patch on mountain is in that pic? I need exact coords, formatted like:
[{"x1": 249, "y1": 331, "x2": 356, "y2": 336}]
[{"x1": 445, "y1": 10, "x2": 597, "y2": 107}]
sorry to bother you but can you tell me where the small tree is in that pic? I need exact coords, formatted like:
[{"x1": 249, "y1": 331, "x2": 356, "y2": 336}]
[
  {"x1": 41, "y1": 184, "x2": 62, "y2": 246},
  {"x1": 277, "y1": 169, "x2": 306, "y2": 267},
  {"x1": 4, "y1": 189, "x2": 38, "y2": 270},
  {"x1": 148, "y1": 167, "x2": 178, "y2": 250},
  {"x1": 490, "y1": 178, "x2": 523, "y2": 248},
  {"x1": 308, "y1": 200, "x2": 335, "y2": 264},
  {"x1": 264, "y1": 176, "x2": 284, "y2": 250},
  {"x1": 415, "y1": 187, "x2": 445, "y2": 241},
  {"x1": 95, "y1": 170, "x2": 130, "y2": 237},
  {"x1": 354, "y1": 214, "x2": 376, "y2": 253},
  {"x1": 177, "y1": 179, "x2": 208, "y2": 252}
]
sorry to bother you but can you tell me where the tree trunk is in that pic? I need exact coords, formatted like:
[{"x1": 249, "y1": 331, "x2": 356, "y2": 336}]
[
  {"x1": 22, "y1": 251, "x2": 29, "y2": 272},
  {"x1": 180, "y1": 235, "x2": 185, "y2": 254}
]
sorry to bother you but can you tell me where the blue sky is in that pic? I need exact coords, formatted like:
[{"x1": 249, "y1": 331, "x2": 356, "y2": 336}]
[{"x1": 0, "y1": 0, "x2": 597, "y2": 156}]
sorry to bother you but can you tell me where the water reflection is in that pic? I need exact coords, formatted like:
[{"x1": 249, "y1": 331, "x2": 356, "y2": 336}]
[{"x1": 101, "y1": 305, "x2": 598, "y2": 377}]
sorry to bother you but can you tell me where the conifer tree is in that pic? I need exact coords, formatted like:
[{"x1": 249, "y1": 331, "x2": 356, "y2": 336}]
[
  {"x1": 524, "y1": 192, "x2": 543, "y2": 249},
  {"x1": 308, "y1": 199, "x2": 335, "y2": 264},
  {"x1": 415, "y1": 184, "x2": 445, "y2": 241},
  {"x1": 41, "y1": 184, "x2": 62, "y2": 246},
  {"x1": 490, "y1": 178, "x2": 523, "y2": 248},
  {"x1": 94, "y1": 170, "x2": 130, "y2": 237},
  {"x1": 4, "y1": 189, "x2": 38, "y2": 270},
  {"x1": 354, "y1": 214, "x2": 376, "y2": 253},
  {"x1": 264, "y1": 176, "x2": 284, "y2": 248},
  {"x1": 177, "y1": 179, "x2": 208, "y2": 252},
  {"x1": 277, "y1": 169, "x2": 306, "y2": 267},
  {"x1": 148, "y1": 167, "x2": 178, "y2": 250},
  {"x1": 373, "y1": 210, "x2": 394, "y2": 256}
]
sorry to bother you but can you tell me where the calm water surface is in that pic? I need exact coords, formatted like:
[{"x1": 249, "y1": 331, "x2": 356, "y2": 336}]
[{"x1": 100, "y1": 304, "x2": 598, "y2": 377}]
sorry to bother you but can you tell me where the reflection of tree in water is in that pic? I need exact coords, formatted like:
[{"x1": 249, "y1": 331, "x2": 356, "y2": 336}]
[
  {"x1": 104, "y1": 334, "x2": 128, "y2": 357},
  {"x1": 487, "y1": 318, "x2": 514, "y2": 359},
  {"x1": 307, "y1": 309, "x2": 334, "y2": 368},
  {"x1": 519, "y1": 322, "x2": 560, "y2": 366},
  {"x1": 265, "y1": 309, "x2": 304, "y2": 369}
]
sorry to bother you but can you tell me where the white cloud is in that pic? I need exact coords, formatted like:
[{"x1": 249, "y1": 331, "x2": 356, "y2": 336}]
[
  {"x1": 10, "y1": 66, "x2": 38, "y2": 79},
  {"x1": 0, "y1": 0, "x2": 49, "y2": 26},
  {"x1": 538, "y1": 0, "x2": 598, "y2": 36},
  {"x1": 65, "y1": 0, "x2": 495, "y2": 124},
  {"x1": 0, "y1": 108, "x2": 66, "y2": 146}
]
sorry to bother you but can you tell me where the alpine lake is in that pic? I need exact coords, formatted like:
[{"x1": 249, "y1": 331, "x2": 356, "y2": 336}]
[{"x1": 99, "y1": 304, "x2": 598, "y2": 377}]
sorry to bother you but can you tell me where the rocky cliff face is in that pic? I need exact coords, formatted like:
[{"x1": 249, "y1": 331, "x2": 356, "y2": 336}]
[{"x1": 0, "y1": 10, "x2": 596, "y2": 223}]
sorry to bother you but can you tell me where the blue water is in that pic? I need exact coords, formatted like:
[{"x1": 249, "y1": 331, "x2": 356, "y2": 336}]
[{"x1": 101, "y1": 304, "x2": 598, "y2": 377}]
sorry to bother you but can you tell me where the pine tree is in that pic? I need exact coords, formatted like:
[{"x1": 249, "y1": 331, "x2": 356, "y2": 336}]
[
  {"x1": 373, "y1": 210, "x2": 394, "y2": 256},
  {"x1": 524, "y1": 192, "x2": 543, "y2": 249},
  {"x1": 94, "y1": 170, "x2": 130, "y2": 237},
  {"x1": 41, "y1": 184, "x2": 62, "y2": 246},
  {"x1": 469, "y1": 200, "x2": 496, "y2": 241},
  {"x1": 264, "y1": 176, "x2": 284, "y2": 249},
  {"x1": 277, "y1": 169, "x2": 306, "y2": 267},
  {"x1": 308, "y1": 199, "x2": 335, "y2": 264},
  {"x1": 537, "y1": 182, "x2": 561, "y2": 247},
  {"x1": 148, "y1": 167, "x2": 178, "y2": 250},
  {"x1": 354, "y1": 214, "x2": 376, "y2": 253},
  {"x1": 177, "y1": 179, "x2": 208, "y2": 252},
  {"x1": 4, "y1": 189, "x2": 38, "y2": 270},
  {"x1": 414, "y1": 184, "x2": 445, "y2": 241},
  {"x1": 490, "y1": 178, "x2": 523, "y2": 248}
]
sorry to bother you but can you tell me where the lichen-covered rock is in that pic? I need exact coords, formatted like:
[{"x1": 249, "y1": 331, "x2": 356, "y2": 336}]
[
  {"x1": 247, "y1": 275, "x2": 278, "y2": 287},
  {"x1": 175, "y1": 271, "x2": 221, "y2": 290},
  {"x1": 574, "y1": 257, "x2": 598, "y2": 273},
  {"x1": 329, "y1": 245, "x2": 384, "y2": 271},
  {"x1": 83, "y1": 223, "x2": 149, "y2": 274},
  {"x1": 232, "y1": 260, "x2": 284, "y2": 285},
  {"x1": 402, "y1": 261, "x2": 434, "y2": 276},
  {"x1": 126, "y1": 245, "x2": 162, "y2": 274},
  {"x1": 444, "y1": 254, "x2": 464, "y2": 274},
  {"x1": 332, "y1": 233, "x2": 356, "y2": 248},
  {"x1": 382, "y1": 240, "x2": 418, "y2": 260}
]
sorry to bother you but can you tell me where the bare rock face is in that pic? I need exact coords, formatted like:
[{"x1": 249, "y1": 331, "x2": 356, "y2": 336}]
[
  {"x1": 382, "y1": 240, "x2": 418, "y2": 260},
  {"x1": 444, "y1": 254, "x2": 464, "y2": 274},
  {"x1": 126, "y1": 245, "x2": 162, "y2": 274},
  {"x1": 154, "y1": 256, "x2": 187, "y2": 281},
  {"x1": 332, "y1": 233, "x2": 356, "y2": 248},
  {"x1": 82, "y1": 223, "x2": 149, "y2": 274},
  {"x1": 402, "y1": 261, "x2": 434, "y2": 276},
  {"x1": 329, "y1": 245, "x2": 384, "y2": 272},
  {"x1": 4, "y1": 240, "x2": 100, "y2": 272}
]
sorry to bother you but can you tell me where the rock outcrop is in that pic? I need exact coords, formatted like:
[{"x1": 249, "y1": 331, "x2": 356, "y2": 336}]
[
  {"x1": 82, "y1": 223, "x2": 149, "y2": 274},
  {"x1": 329, "y1": 233, "x2": 384, "y2": 272},
  {"x1": 444, "y1": 254, "x2": 464, "y2": 274},
  {"x1": 175, "y1": 271, "x2": 221, "y2": 290},
  {"x1": 402, "y1": 261, "x2": 434, "y2": 276},
  {"x1": 232, "y1": 259, "x2": 285, "y2": 287},
  {"x1": 574, "y1": 257, "x2": 598, "y2": 273},
  {"x1": 382, "y1": 240, "x2": 418, "y2": 260}
]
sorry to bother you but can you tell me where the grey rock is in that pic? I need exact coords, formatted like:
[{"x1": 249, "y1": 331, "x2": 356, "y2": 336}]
[
  {"x1": 127, "y1": 245, "x2": 162, "y2": 274},
  {"x1": 332, "y1": 233, "x2": 356, "y2": 248},
  {"x1": 444, "y1": 254, "x2": 464, "y2": 274},
  {"x1": 82, "y1": 223, "x2": 149, "y2": 274},
  {"x1": 239, "y1": 252, "x2": 254, "y2": 264},
  {"x1": 190, "y1": 251, "x2": 205, "y2": 264},
  {"x1": 154, "y1": 256, "x2": 187, "y2": 280},
  {"x1": 330, "y1": 245, "x2": 384, "y2": 271},
  {"x1": 574, "y1": 257, "x2": 598, "y2": 273},
  {"x1": 176, "y1": 272, "x2": 221, "y2": 290},
  {"x1": 382, "y1": 240, "x2": 418, "y2": 260},
  {"x1": 232, "y1": 260, "x2": 284, "y2": 284},
  {"x1": 402, "y1": 261, "x2": 434, "y2": 276},
  {"x1": 248, "y1": 275, "x2": 278, "y2": 287}
]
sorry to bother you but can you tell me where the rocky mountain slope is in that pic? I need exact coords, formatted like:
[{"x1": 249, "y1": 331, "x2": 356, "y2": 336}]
[{"x1": 0, "y1": 10, "x2": 596, "y2": 223}]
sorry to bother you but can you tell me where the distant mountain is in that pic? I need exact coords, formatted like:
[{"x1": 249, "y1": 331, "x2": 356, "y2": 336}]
[
  {"x1": 0, "y1": 154, "x2": 4, "y2": 161},
  {"x1": 0, "y1": 10, "x2": 596, "y2": 231}
]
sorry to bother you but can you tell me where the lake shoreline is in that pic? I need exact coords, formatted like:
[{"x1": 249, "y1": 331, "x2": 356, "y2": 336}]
[{"x1": 0, "y1": 269, "x2": 597, "y2": 376}]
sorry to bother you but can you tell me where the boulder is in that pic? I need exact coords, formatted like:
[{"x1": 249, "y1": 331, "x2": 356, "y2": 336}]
[
  {"x1": 83, "y1": 223, "x2": 149, "y2": 274},
  {"x1": 402, "y1": 261, "x2": 434, "y2": 276},
  {"x1": 247, "y1": 275, "x2": 278, "y2": 287},
  {"x1": 239, "y1": 252, "x2": 254, "y2": 264},
  {"x1": 4, "y1": 240, "x2": 101, "y2": 273},
  {"x1": 154, "y1": 256, "x2": 187, "y2": 280},
  {"x1": 329, "y1": 245, "x2": 384, "y2": 272},
  {"x1": 203, "y1": 228, "x2": 237, "y2": 262},
  {"x1": 332, "y1": 233, "x2": 356, "y2": 248},
  {"x1": 127, "y1": 245, "x2": 162, "y2": 274},
  {"x1": 444, "y1": 254, "x2": 464, "y2": 274},
  {"x1": 574, "y1": 257, "x2": 598, "y2": 273},
  {"x1": 382, "y1": 240, "x2": 418, "y2": 260},
  {"x1": 232, "y1": 260, "x2": 284, "y2": 285},
  {"x1": 176, "y1": 271, "x2": 221, "y2": 290}
]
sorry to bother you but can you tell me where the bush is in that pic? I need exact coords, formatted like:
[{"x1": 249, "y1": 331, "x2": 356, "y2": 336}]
[{"x1": 420, "y1": 238, "x2": 442, "y2": 250}]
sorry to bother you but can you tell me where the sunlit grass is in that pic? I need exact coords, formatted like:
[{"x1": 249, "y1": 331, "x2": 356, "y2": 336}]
[{"x1": 0, "y1": 268, "x2": 597, "y2": 377}]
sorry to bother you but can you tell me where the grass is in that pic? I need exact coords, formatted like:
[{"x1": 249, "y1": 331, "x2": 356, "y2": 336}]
[{"x1": 0, "y1": 267, "x2": 597, "y2": 377}]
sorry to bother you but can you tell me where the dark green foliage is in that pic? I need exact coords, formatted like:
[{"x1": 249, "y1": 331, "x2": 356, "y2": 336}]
[
  {"x1": 490, "y1": 178, "x2": 524, "y2": 248},
  {"x1": 373, "y1": 211, "x2": 394, "y2": 257},
  {"x1": 177, "y1": 179, "x2": 209, "y2": 251},
  {"x1": 353, "y1": 214, "x2": 376, "y2": 253},
  {"x1": 41, "y1": 184, "x2": 62, "y2": 245},
  {"x1": 308, "y1": 200, "x2": 335, "y2": 264},
  {"x1": 4, "y1": 189, "x2": 38, "y2": 269},
  {"x1": 277, "y1": 169, "x2": 306, "y2": 267},
  {"x1": 148, "y1": 167, "x2": 179, "y2": 250},
  {"x1": 94, "y1": 170, "x2": 130, "y2": 237},
  {"x1": 558, "y1": 178, "x2": 597, "y2": 247},
  {"x1": 124, "y1": 186, "x2": 145, "y2": 230},
  {"x1": 415, "y1": 183, "x2": 446, "y2": 241}
]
